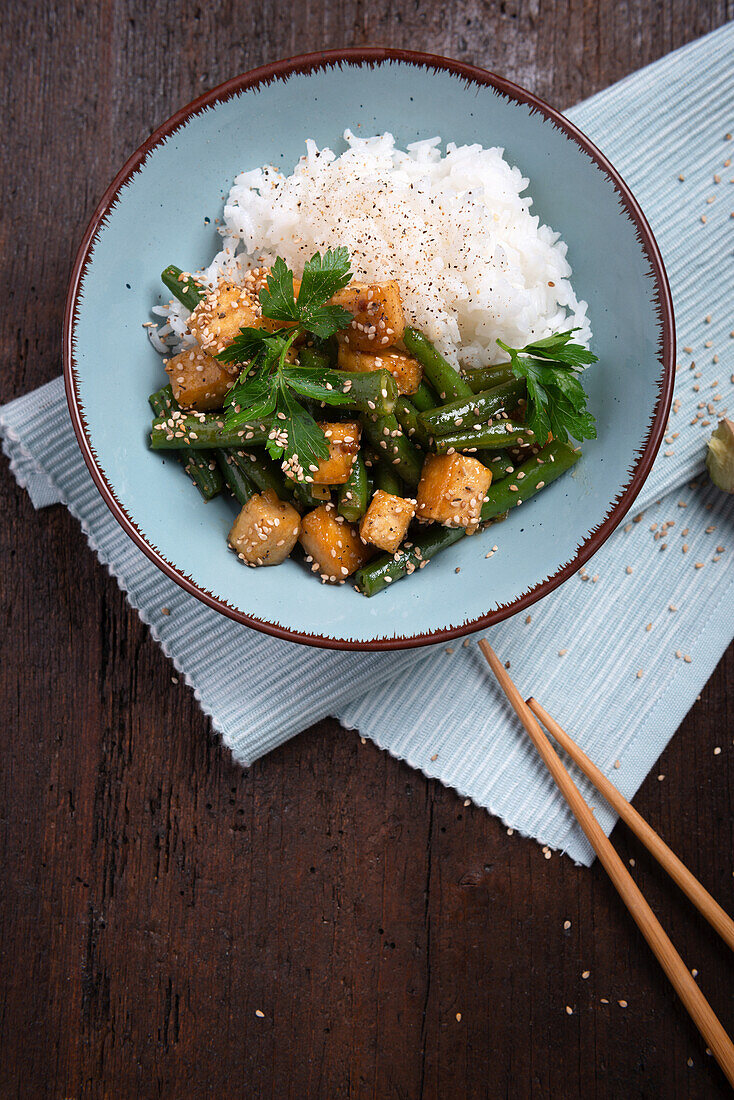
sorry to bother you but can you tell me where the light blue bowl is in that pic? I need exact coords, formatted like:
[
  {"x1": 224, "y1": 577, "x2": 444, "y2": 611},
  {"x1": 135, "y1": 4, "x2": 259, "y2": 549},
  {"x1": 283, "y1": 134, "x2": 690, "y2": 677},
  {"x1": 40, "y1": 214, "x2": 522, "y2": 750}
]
[{"x1": 64, "y1": 49, "x2": 674, "y2": 650}]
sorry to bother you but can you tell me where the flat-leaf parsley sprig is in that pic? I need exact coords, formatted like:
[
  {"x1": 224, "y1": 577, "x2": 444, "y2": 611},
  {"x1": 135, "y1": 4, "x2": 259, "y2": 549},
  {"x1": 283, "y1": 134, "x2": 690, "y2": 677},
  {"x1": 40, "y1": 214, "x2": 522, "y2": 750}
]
[
  {"x1": 216, "y1": 248, "x2": 358, "y2": 482},
  {"x1": 498, "y1": 329, "x2": 598, "y2": 444}
]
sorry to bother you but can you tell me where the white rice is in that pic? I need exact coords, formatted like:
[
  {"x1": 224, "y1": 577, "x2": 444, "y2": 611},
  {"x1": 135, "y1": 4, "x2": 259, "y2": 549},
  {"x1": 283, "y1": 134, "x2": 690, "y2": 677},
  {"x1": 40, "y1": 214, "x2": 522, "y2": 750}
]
[{"x1": 152, "y1": 130, "x2": 590, "y2": 369}]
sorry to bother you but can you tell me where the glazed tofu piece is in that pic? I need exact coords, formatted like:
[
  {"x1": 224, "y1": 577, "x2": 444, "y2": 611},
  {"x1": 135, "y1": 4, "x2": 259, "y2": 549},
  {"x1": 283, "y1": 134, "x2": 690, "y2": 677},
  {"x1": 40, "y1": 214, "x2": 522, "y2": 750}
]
[
  {"x1": 299, "y1": 503, "x2": 373, "y2": 582},
  {"x1": 415, "y1": 453, "x2": 492, "y2": 533},
  {"x1": 310, "y1": 421, "x2": 361, "y2": 485},
  {"x1": 331, "y1": 281, "x2": 405, "y2": 352},
  {"x1": 164, "y1": 347, "x2": 237, "y2": 411},
  {"x1": 359, "y1": 490, "x2": 416, "y2": 553},
  {"x1": 337, "y1": 346, "x2": 422, "y2": 396},
  {"x1": 227, "y1": 490, "x2": 301, "y2": 566},
  {"x1": 187, "y1": 275, "x2": 302, "y2": 356},
  {"x1": 188, "y1": 281, "x2": 264, "y2": 355}
]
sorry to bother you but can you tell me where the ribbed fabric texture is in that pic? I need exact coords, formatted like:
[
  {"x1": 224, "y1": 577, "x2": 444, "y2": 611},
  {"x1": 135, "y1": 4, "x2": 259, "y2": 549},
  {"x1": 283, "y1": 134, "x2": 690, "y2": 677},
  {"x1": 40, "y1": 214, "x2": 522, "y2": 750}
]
[{"x1": 2, "y1": 25, "x2": 732, "y2": 863}]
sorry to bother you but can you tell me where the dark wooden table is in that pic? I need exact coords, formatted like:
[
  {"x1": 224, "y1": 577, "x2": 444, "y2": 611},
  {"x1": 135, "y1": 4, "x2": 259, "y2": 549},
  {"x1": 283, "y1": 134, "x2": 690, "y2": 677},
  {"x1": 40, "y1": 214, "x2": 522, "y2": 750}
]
[{"x1": 1, "y1": 2, "x2": 732, "y2": 1097}]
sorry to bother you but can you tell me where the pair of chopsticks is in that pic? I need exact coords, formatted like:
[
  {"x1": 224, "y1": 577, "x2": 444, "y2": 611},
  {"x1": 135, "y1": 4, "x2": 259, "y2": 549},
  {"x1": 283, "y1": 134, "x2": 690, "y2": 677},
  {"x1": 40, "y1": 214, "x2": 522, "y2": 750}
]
[{"x1": 478, "y1": 639, "x2": 734, "y2": 1088}]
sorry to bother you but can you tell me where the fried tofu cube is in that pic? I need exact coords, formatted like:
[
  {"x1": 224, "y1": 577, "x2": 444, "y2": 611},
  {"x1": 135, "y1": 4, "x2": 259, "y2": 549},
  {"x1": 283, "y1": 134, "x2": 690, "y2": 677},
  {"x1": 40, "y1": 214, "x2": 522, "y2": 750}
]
[
  {"x1": 187, "y1": 276, "x2": 302, "y2": 356},
  {"x1": 415, "y1": 454, "x2": 492, "y2": 532},
  {"x1": 359, "y1": 490, "x2": 416, "y2": 553},
  {"x1": 299, "y1": 503, "x2": 373, "y2": 582},
  {"x1": 337, "y1": 346, "x2": 422, "y2": 396},
  {"x1": 188, "y1": 281, "x2": 264, "y2": 355},
  {"x1": 331, "y1": 281, "x2": 405, "y2": 352},
  {"x1": 227, "y1": 489, "x2": 301, "y2": 566},
  {"x1": 164, "y1": 346, "x2": 236, "y2": 410},
  {"x1": 310, "y1": 421, "x2": 361, "y2": 485}
]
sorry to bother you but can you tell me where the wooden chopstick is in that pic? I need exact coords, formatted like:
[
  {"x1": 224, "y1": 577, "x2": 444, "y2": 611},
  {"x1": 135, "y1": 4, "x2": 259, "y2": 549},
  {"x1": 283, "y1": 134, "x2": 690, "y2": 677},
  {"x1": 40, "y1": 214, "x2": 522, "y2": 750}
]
[
  {"x1": 526, "y1": 696, "x2": 734, "y2": 954},
  {"x1": 477, "y1": 639, "x2": 734, "y2": 1088}
]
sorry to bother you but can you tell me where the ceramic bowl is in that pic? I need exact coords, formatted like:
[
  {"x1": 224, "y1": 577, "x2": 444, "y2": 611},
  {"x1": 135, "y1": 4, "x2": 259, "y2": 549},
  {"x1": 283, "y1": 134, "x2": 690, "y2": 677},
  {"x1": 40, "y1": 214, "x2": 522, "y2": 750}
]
[{"x1": 64, "y1": 48, "x2": 674, "y2": 650}]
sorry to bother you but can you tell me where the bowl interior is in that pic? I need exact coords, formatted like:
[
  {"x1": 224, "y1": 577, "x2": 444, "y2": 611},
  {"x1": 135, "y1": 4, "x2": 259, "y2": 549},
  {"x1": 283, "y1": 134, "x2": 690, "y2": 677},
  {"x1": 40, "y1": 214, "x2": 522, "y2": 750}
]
[{"x1": 68, "y1": 55, "x2": 670, "y2": 648}]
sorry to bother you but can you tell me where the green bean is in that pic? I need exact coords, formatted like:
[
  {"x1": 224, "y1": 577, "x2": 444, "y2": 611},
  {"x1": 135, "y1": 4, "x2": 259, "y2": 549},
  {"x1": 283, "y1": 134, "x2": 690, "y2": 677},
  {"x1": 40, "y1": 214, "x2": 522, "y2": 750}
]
[
  {"x1": 180, "y1": 454, "x2": 223, "y2": 500},
  {"x1": 394, "y1": 396, "x2": 432, "y2": 448},
  {"x1": 462, "y1": 363, "x2": 515, "y2": 393},
  {"x1": 475, "y1": 449, "x2": 517, "y2": 481},
  {"x1": 150, "y1": 412, "x2": 270, "y2": 450},
  {"x1": 403, "y1": 327, "x2": 474, "y2": 403},
  {"x1": 297, "y1": 347, "x2": 331, "y2": 371},
  {"x1": 336, "y1": 369, "x2": 399, "y2": 415},
  {"x1": 354, "y1": 525, "x2": 466, "y2": 596},
  {"x1": 355, "y1": 439, "x2": 581, "y2": 595},
  {"x1": 410, "y1": 379, "x2": 439, "y2": 412},
  {"x1": 480, "y1": 440, "x2": 580, "y2": 521},
  {"x1": 419, "y1": 379, "x2": 526, "y2": 436},
  {"x1": 364, "y1": 448, "x2": 403, "y2": 496},
  {"x1": 217, "y1": 452, "x2": 254, "y2": 506},
  {"x1": 359, "y1": 413, "x2": 424, "y2": 487},
  {"x1": 294, "y1": 368, "x2": 398, "y2": 416},
  {"x1": 293, "y1": 483, "x2": 331, "y2": 510},
  {"x1": 161, "y1": 265, "x2": 205, "y2": 310},
  {"x1": 148, "y1": 385, "x2": 223, "y2": 499},
  {"x1": 433, "y1": 420, "x2": 529, "y2": 454},
  {"x1": 233, "y1": 451, "x2": 290, "y2": 498},
  {"x1": 337, "y1": 452, "x2": 370, "y2": 522},
  {"x1": 321, "y1": 335, "x2": 339, "y2": 368}
]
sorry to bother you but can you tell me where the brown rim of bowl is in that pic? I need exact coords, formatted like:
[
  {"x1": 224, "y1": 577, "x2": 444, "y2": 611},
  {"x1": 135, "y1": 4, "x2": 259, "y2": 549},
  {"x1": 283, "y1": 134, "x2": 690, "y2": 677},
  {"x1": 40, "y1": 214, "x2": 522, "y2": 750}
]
[{"x1": 63, "y1": 46, "x2": 675, "y2": 652}]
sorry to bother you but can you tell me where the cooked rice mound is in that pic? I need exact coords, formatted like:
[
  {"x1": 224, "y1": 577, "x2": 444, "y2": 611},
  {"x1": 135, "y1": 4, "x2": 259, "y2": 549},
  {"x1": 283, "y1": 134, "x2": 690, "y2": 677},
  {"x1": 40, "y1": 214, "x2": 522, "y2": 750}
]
[{"x1": 153, "y1": 131, "x2": 590, "y2": 370}]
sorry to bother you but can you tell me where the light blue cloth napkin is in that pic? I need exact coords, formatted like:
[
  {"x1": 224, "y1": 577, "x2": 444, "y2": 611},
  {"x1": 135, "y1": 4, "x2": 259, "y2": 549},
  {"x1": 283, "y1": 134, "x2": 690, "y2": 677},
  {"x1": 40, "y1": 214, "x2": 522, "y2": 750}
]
[{"x1": 2, "y1": 26, "x2": 732, "y2": 864}]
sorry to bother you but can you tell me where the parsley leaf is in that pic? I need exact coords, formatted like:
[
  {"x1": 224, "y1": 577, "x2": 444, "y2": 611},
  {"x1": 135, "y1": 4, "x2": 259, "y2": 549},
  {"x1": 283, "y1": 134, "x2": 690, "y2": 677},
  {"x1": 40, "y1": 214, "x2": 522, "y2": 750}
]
[
  {"x1": 283, "y1": 365, "x2": 355, "y2": 407},
  {"x1": 214, "y1": 249, "x2": 359, "y2": 482},
  {"x1": 521, "y1": 329, "x2": 598, "y2": 369},
  {"x1": 296, "y1": 247, "x2": 352, "y2": 315},
  {"x1": 224, "y1": 357, "x2": 278, "y2": 424},
  {"x1": 258, "y1": 249, "x2": 353, "y2": 338},
  {"x1": 258, "y1": 257, "x2": 300, "y2": 325},
  {"x1": 216, "y1": 325, "x2": 274, "y2": 366},
  {"x1": 499, "y1": 333, "x2": 597, "y2": 444},
  {"x1": 266, "y1": 387, "x2": 330, "y2": 477},
  {"x1": 298, "y1": 303, "x2": 354, "y2": 340}
]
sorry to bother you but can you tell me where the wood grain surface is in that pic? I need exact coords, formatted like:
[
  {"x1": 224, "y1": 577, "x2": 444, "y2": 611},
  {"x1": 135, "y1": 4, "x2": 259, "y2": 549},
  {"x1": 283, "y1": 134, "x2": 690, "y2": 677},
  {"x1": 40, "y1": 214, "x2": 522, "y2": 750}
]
[{"x1": 1, "y1": 2, "x2": 732, "y2": 1097}]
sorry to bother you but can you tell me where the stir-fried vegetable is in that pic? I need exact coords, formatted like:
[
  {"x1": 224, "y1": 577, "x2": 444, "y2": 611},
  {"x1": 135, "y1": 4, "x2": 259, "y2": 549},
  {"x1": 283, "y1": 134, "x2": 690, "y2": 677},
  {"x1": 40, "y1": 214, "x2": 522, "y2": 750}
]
[{"x1": 147, "y1": 249, "x2": 595, "y2": 592}]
